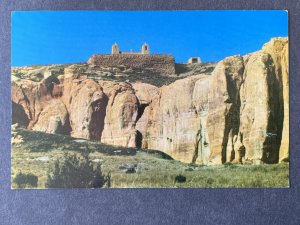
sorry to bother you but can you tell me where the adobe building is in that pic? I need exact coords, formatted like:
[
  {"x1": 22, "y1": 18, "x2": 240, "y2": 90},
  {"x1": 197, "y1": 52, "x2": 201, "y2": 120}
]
[
  {"x1": 88, "y1": 43, "x2": 176, "y2": 75},
  {"x1": 188, "y1": 57, "x2": 202, "y2": 64},
  {"x1": 112, "y1": 43, "x2": 150, "y2": 55}
]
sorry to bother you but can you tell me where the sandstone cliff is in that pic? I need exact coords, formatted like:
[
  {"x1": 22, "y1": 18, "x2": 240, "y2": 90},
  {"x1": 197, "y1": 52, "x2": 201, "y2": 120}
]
[{"x1": 12, "y1": 37, "x2": 289, "y2": 165}]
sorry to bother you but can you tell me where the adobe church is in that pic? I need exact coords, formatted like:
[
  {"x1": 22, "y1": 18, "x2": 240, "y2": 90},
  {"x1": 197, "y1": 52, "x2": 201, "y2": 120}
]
[
  {"x1": 111, "y1": 43, "x2": 150, "y2": 55},
  {"x1": 88, "y1": 43, "x2": 176, "y2": 75}
]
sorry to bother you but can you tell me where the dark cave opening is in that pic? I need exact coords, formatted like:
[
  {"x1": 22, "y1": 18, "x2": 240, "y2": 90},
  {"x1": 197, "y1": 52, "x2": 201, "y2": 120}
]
[
  {"x1": 90, "y1": 95, "x2": 108, "y2": 141},
  {"x1": 12, "y1": 102, "x2": 29, "y2": 128},
  {"x1": 134, "y1": 103, "x2": 149, "y2": 148},
  {"x1": 59, "y1": 114, "x2": 72, "y2": 136},
  {"x1": 136, "y1": 130, "x2": 143, "y2": 148},
  {"x1": 136, "y1": 103, "x2": 148, "y2": 123}
]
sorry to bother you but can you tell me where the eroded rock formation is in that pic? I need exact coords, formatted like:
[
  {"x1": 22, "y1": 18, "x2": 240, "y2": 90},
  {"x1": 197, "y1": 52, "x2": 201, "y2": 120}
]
[{"x1": 11, "y1": 38, "x2": 289, "y2": 165}]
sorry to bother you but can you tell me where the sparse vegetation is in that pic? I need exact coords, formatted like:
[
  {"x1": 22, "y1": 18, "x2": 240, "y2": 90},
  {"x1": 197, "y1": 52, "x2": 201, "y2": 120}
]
[
  {"x1": 175, "y1": 175, "x2": 186, "y2": 183},
  {"x1": 46, "y1": 152, "x2": 110, "y2": 188},
  {"x1": 12, "y1": 128, "x2": 289, "y2": 188},
  {"x1": 13, "y1": 172, "x2": 38, "y2": 188},
  {"x1": 12, "y1": 61, "x2": 216, "y2": 87}
]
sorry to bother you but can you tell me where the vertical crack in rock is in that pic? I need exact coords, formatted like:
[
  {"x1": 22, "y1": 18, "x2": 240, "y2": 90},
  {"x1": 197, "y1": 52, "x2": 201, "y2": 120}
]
[
  {"x1": 69, "y1": 80, "x2": 108, "y2": 140},
  {"x1": 192, "y1": 77, "x2": 210, "y2": 164},
  {"x1": 136, "y1": 103, "x2": 148, "y2": 123},
  {"x1": 239, "y1": 52, "x2": 281, "y2": 164},
  {"x1": 222, "y1": 104, "x2": 241, "y2": 163},
  {"x1": 134, "y1": 103, "x2": 149, "y2": 148},
  {"x1": 132, "y1": 82, "x2": 160, "y2": 149},
  {"x1": 90, "y1": 95, "x2": 108, "y2": 141},
  {"x1": 207, "y1": 55, "x2": 244, "y2": 164},
  {"x1": 262, "y1": 37, "x2": 288, "y2": 162},
  {"x1": 262, "y1": 55, "x2": 281, "y2": 163},
  {"x1": 100, "y1": 85, "x2": 139, "y2": 147},
  {"x1": 192, "y1": 117, "x2": 210, "y2": 164},
  {"x1": 193, "y1": 126, "x2": 202, "y2": 164},
  {"x1": 60, "y1": 113, "x2": 72, "y2": 135}
]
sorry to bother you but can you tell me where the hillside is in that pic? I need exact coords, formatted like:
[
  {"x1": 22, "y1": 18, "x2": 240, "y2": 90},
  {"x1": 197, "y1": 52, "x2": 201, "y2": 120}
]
[{"x1": 12, "y1": 61, "x2": 216, "y2": 87}]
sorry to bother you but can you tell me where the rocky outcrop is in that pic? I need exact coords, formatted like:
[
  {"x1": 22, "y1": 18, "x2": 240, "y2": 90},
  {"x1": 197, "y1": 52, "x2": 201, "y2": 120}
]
[
  {"x1": 68, "y1": 79, "x2": 107, "y2": 140},
  {"x1": 133, "y1": 83, "x2": 160, "y2": 148},
  {"x1": 262, "y1": 38, "x2": 289, "y2": 162},
  {"x1": 11, "y1": 38, "x2": 289, "y2": 165},
  {"x1": 145, "y1": 75, "x2": 207, "y2": 163},
  {"x1": 32, "y1": 99, "x2": 69, "y2": 134},
  {"x1": 100, "y1": 82, "x2": 139, "y2": 147},
  {"x1": 239, "y1": 52, "x2": 280, "y2": 164},
  {"x1": 11, "y1": 76, "x2": 58, "y2": 129},
  {"x1": 207, "y1": 56, "x2": 244, "y2": 164},
  {"x1": 279, "y1": 44, "x2": 289, "y2": 162}
]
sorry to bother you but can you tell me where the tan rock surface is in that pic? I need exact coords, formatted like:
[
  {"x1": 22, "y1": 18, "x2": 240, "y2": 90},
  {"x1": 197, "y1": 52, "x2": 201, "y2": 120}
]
[
  {"x1": 133, "y1": 82, "x2": 160, "y2": 148},
  {"x1": 262, "y1": 38, "x2": 289, "y2": 161},
  {"x1": 239, "y1": 51, "x2": 279, "y2": 163},
  {"x1": 68, "y1": 79, "x2": 107, "y2": 140},
  {"x1": 32, "y1": 99, "x2": 69, "y2": 134},
  {"x1": 11, "y1": 38, "x2": 289, "y2": 165},
  {"x1": 207, "y1": 56, "x2": 244, "y2": 164},
  {"x1": 279, "y1": 44, "x2": 289, "y2": 161},
  {"x1": 145, "y1": 75, "x2": 210, "y2": 163},
  {"x1": 100, "y1": 82, "x2": 139, "y2": 147}
]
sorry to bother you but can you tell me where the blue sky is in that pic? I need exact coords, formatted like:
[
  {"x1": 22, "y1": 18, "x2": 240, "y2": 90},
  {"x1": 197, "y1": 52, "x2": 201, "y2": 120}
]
[{"x1": 11, "y1": 10, "x2": 288, "y2": 66}]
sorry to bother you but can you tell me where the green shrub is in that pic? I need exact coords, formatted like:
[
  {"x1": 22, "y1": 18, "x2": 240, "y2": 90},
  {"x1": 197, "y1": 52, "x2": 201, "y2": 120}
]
[
  {"x1": 206, "y1": 178, "x2": 215, "y2": 185},
  {"x1": 46, "y1": 152, "x2": 110, "y2": 188},
  {"x1": 13, "y1": 172, "x2": 38, "y2": 188},
  {"x1": 175, "y1": 175, "x2": 186, "y2": 183}
]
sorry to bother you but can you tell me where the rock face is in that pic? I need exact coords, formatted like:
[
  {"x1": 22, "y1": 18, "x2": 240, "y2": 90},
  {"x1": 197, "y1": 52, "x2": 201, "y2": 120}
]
[
  {"x1": 262, "y1": 38, "x2": 289, "y2": 162},
  {"x1": 145, "y1": 75, "x2": 207, "y2": 163},
  {"x1": 32, "y1": 99, "x2": 69, "y2": 134},
  {"x1": 68, "y1": 79, "x2": 107, "y2": 140},
  {"x1": 100, "y1": 82, "x2": 139, "y2": 147},
  {"x1": 239, "y1": 52, "x2": 280, "y2": 164},
  {"x1": 11, "y1": 38, "x2": 289, "y2": 165},
  {"x1": 207, "y1": 56, "x2": 244, "y2": 164}
]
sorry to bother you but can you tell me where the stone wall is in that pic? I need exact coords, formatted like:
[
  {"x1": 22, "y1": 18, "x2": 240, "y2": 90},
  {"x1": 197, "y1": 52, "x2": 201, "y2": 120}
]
[{"x1": 87, "y1": 54, "x2": 175, "y2": 75}]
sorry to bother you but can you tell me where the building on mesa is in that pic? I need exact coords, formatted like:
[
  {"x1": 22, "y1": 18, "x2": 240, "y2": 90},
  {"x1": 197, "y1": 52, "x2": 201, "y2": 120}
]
[
  {"x1": 111, "y1": 43, "x2": 150, "y2": 55},
  {"x1": 188, "y1": 57, "x2": 202, "y2": 64},
  {"x1": 111, "y1": 43, "x2": 120, "y2": 54},
  {"x1": 141, "y1": 43, "x2": 150, "y2": 54},
  {"x1": 88, "y1": 42, "x2": 176, "y2": 75}
]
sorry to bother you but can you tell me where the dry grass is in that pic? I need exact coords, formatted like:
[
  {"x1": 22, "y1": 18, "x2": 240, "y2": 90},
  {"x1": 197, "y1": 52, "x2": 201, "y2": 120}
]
[{"x1": 12, "y1": 129, "x2": 289, "y2": 188}]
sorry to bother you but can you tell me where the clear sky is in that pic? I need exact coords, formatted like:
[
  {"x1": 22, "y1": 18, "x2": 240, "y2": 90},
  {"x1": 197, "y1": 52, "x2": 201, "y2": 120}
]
[{"x1": 11, "y1": 10, "x2": 288, "y2": 66}]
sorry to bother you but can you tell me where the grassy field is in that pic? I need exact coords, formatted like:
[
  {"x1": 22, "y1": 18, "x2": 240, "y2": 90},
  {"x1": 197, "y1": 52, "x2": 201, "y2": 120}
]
[{"x1": 12, "y1": 128, "x2": 289, "y2": 188}]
